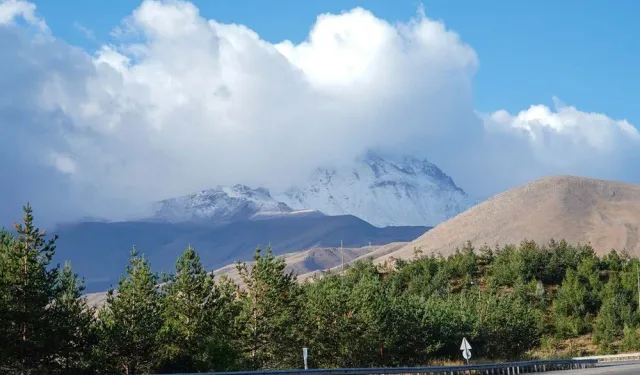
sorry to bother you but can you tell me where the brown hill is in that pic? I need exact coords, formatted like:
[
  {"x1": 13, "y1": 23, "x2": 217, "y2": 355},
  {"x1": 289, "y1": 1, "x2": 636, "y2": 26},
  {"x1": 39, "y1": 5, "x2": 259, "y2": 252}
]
[
  {"x1": 210, "y1": 242, "x2": 407, "y2": 286},
  {"x1": 376, "y1": 175, "x2": 640, "y2": 263},
  {"x1": 84, "y1": 242, "x2": 408, "y2": 309},
  {"x1": 296, "y1": 242, "x2": 407, "y2": 281}
]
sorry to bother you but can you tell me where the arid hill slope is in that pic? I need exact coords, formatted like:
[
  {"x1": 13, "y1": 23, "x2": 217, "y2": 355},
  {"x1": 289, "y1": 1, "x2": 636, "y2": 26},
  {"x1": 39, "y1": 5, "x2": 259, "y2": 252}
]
[
  {"x1": 203, "y1": 242, "x2": 407, "y2": 286},
  {"x1": 84, "y1": 242, "x2": 407, "y2": 309},
  {"x1": 377, "y1": 175, "x2": 640, "y2": 263}
]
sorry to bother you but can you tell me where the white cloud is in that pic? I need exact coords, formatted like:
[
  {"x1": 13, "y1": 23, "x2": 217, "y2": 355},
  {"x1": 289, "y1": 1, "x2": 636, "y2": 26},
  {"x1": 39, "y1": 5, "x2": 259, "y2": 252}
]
[
  {"x1": 0, "y1": 0, "x2": 46, "y2": 30},
  {"x1": 477, "y1": 98, "x2": 640, "y2": 192},
  {"x1": 73, "y1": 22, "x2": 96, "y2": 41},
  {"x1": 0, "y1": 0, "x2": 638, "y2": 225}
]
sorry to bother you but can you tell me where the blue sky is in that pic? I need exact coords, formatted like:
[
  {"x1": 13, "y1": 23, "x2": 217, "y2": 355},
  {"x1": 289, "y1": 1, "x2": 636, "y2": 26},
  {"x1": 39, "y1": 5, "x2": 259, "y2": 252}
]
[
  {"x1": 2, "y1": 0, "x2": 640, "y2": 224},
  {"x1": 32, "y1": 0, "x2": 640, "y2": 125}
]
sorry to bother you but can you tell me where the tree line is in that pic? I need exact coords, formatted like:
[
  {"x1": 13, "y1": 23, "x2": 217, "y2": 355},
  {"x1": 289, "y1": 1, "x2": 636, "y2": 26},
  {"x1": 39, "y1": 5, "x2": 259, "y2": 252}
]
[{"x1": 2, "y1": 204, "x2": 640, "y2": 374}]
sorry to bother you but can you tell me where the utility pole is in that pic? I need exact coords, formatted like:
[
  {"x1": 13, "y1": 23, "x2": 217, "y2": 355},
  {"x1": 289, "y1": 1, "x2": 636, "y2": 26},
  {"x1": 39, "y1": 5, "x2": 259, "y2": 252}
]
[
  {"x1": 341, "y1": 240, "x2": 344, "y2": 274},
  {"x1": 637, "y1": 263, "x2": 639, "y2": 312}
]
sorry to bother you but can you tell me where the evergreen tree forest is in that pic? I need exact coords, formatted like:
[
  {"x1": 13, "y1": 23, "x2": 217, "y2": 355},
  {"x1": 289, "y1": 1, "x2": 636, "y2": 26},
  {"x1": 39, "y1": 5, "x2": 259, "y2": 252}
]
[{"x1": 3, "y1": 205, "x2": 640, "y2": 374}]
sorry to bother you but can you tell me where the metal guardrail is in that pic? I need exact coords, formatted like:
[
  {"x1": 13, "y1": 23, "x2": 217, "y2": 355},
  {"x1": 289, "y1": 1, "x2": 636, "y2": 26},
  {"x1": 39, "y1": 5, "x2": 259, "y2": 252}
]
[
  {"x1": 573, "y1": 352, "x2": 640, "y2": 362},
  {"x1": 162, "y1": 359, "x2": 597, "y2": 375}
]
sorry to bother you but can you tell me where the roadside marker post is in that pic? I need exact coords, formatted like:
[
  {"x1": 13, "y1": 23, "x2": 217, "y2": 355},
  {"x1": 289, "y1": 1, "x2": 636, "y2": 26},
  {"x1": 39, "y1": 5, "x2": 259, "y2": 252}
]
[
  {"x1": 460, "y1": 337, "x2": 472, "y2": 365},
  {"x1": 303, "y1": 347, "x2": 308, "y2": 369}
]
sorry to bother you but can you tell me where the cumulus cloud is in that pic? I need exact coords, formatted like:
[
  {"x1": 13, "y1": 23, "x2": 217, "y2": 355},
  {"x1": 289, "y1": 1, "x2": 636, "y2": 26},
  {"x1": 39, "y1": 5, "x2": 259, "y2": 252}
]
[
  {"x1": 475, "y1": 98, "x2": 640, "y2": 195},
  {"x1": 0, "y1": 0, "x2": 638, "y2": 225},
  {"x1": 0, "y1": 0, "x2": 46, "y2": 30}
]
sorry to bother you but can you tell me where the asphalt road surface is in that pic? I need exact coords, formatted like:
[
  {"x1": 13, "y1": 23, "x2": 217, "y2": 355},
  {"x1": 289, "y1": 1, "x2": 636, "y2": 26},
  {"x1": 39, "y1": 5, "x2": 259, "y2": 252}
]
[{"x1": 547, "y1": 361, "x2": 640, "y2": 374}]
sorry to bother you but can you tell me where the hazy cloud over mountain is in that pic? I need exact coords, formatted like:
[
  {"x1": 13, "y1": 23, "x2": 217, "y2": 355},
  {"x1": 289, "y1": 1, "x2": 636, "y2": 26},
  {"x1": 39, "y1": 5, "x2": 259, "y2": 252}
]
[{"x1": 1, "y1": 0, "x2": 638, "y2": 225}]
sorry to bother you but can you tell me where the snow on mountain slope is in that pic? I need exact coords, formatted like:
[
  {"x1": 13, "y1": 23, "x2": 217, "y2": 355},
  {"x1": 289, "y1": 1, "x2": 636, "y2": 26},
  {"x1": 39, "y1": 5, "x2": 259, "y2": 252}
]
[
  {"x1": 150, "y1": 153, "x2": 474, "y2": 227},
  {"x1": 152, "y1": 184, "x2": 304, "y2": 222},
  {"x1": 277, "y1": 153, "x2": 474, "y2": 227}
]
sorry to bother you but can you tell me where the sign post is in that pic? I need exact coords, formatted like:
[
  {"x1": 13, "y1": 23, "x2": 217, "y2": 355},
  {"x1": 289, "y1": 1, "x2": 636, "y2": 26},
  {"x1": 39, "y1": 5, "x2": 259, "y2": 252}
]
[
  {"x1": 303, "y1": 347, "x2": 308, "y2": 369},
  {"x1": 460, "y1": 337, "x2": 472, "y2": 365}
]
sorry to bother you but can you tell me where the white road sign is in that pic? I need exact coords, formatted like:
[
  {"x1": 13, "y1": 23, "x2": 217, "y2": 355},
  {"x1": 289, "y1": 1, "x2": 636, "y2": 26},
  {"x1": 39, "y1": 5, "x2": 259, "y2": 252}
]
[
  {"x1": 460, "y1": 337, "x2": 472, "y2": 364},
  {"x1": 462, "y1": 348, "x2": 472, "y2": 360}
]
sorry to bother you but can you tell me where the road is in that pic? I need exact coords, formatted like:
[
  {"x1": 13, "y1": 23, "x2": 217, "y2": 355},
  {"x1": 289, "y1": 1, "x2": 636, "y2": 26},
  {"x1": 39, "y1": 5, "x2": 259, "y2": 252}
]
[{"x1": 547, "y1": 361, "x2": 640, "y2": 374}]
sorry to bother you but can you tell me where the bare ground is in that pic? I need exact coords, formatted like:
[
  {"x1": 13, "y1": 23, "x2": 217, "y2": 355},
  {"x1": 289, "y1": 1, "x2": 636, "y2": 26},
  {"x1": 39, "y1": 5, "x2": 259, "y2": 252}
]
[
  {"x1": 83, "y1": 242, "x2": 408, "y2": 309},
  {"x1": 375, "y1": 175, "x2": 640, "y2": 264}
]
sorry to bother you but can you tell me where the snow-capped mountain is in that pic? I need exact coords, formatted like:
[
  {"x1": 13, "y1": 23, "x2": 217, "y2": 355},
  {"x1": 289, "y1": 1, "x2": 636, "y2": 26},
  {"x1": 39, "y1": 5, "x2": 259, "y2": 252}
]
[
  {"x1": 152, "y1": 184, "x2": 316, "y2": 223},
  {"x1": 150, "y1": 153, "x2": 475, "y2": 227},
  {"x1": 277, "y1": 152, "x2": 474, "y2": 227}
]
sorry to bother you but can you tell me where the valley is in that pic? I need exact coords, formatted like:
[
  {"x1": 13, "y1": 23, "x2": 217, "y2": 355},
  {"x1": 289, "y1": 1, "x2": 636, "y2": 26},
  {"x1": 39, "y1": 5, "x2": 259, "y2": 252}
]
[
  {"x1": 53, "y1": 153, "x2": 468, "y2": 293},
  {"x1": 2, "y1": 2, "x2": 638, "y2": 373},
  {"x1": 60, "y1": 168, "x2": 640, "y2": 296}
]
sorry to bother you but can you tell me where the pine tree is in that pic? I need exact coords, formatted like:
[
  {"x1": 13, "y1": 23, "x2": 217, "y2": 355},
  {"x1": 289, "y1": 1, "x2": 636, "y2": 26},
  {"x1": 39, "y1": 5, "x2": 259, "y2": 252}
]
[
  {"x1": 300, "y1": 274, "x2": 359, "y2": 368},
  {"x1": 553, "y1": 269, "x2": 590, "y2": 338},
  {"x1": 478, "y1": 294, "x2": 542, "y2": 359},
  {"x1": 0, "y1": 204, "x2": 61, "y2": 374},
  {"x1": 236, "y1": 247, "x2": 302, "y2": 370},
  {"x1": 593, "y1": 274, "x2": 633, "y2": 349},
  {"x1": 157, "y1": 246, "x2": 238, "y2": 372},
  {"x1": 0, "y1": 228, "x2": 15, "y2": 371},
  {"x1": 48, "y1": 262, "x2": 95, "y2": 374},
  {"x1": 97, "y1": 247, "x2": 162, "y2": 374}
]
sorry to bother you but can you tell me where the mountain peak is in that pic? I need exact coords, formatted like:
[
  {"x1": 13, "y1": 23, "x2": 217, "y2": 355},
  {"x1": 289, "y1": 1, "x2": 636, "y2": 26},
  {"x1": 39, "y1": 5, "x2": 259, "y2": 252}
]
[
  {"x1": 278, "y1": 153, "x2": 474, "y2": 227},
  {"x1": 152, "y1": 185, "x2": 293, "y2": 223},
  {"x1": 357, "y1": 152, "x2": 462, "y2": 192},
  {"x1": 150, "y1": 153, "x2": 474, "y2": 227}
]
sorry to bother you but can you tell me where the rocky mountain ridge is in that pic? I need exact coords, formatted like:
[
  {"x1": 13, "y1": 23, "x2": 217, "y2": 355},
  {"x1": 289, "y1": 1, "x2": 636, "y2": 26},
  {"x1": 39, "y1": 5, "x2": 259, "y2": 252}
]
[{"x1": 151, "y1": 153, "x2": 474, "y2": 227}]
